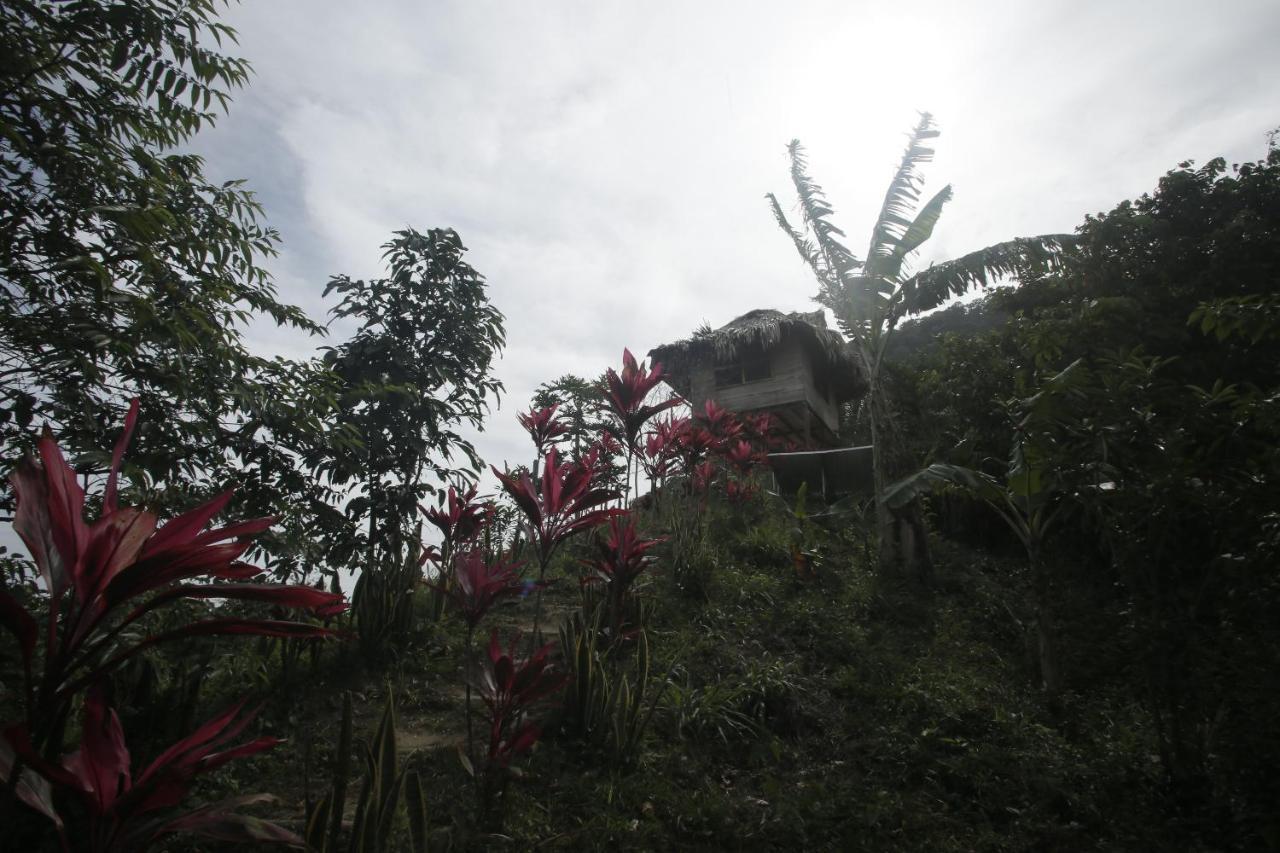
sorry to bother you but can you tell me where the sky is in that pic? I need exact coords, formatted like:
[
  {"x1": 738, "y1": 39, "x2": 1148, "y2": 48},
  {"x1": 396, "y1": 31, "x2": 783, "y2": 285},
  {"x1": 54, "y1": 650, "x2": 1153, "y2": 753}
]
[{"x1": 193, "y1": 0, "x2": 1280, "y2": 485}]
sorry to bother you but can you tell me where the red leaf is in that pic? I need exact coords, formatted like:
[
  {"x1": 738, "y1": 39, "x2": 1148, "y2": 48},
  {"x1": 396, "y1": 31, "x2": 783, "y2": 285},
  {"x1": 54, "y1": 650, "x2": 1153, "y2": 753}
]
[
  {"x1": 144, "y1": 618, "x2": 335, "y2": 644},
  {"x1": 140, "y1": 490, "x2": 233, "y2": 557},
  {"x1": 74, "y1": 620, "x2": 335, "y2": 689},
  {"x1": 102, "y1": 540, "x2": 255, "y2": 607},
  {"x1": 152, "y1": 793, "x2": 305, "y2": 847},
  {"x1": 36, "y1": 428, "x2": 89, "y2": 593},
  {"x1": 190, "y1": 515, "x2": 277, "y2": 547},
  {"x1": 3, "y1": 724, "x2": 82, "y2": 790},
  {"x1": 192, "y1": 736, "x2": 281, "y2": 777},
  {"x1": 11, "y1": 456, "x2": 67, "y2": 596},
  {"x1": 131, "y1": 699, "x2": 255, "y2": 811},
  {"x1": 62, "y1": 688, "x2": 132, "y2": 814},
  {"x1": 156, "y1": 583, "x2": 345, "y2": 613},
  {"x1": 0, "y1": 733, "x2": 64, "y2": 830},
  {"x1": 81, "y1": 507, "x2": 157, "y2": 600},
  {"x1": 103, "y1": 399, "x2": 139, "y2": 515},
  {"x1": 213, "y1": 562, "x2": 264, "y2": 580},
  {"x1": 113, "y1": 702, "x2": 280, "y2": 819}
]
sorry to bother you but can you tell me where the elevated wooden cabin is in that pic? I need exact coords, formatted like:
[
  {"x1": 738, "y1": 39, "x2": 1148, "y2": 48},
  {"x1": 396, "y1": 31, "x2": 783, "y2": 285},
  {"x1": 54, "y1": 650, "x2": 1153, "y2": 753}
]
[{"x1": 649, "y1": 309, "x2": 865, "y2": 448}]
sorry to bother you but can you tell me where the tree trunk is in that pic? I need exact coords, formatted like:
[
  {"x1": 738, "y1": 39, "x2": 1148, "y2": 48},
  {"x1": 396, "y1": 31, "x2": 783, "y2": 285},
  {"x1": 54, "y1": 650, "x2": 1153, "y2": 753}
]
[
  {"x1": 867, "y1": 378, "x2": 897, "y2": 571},
  {"x1": 1031, "y1": 552, "x2": 1062, "y2": 700},
  {"x1": 896, "y1": 506, "x2": 934, "y2": 586}
]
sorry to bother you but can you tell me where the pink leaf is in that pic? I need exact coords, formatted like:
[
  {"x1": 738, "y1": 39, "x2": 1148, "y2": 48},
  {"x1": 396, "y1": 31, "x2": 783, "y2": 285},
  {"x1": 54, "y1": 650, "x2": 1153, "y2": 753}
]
[{"x1": 102, "y1": 399, "x2": 139, "y2": 515}]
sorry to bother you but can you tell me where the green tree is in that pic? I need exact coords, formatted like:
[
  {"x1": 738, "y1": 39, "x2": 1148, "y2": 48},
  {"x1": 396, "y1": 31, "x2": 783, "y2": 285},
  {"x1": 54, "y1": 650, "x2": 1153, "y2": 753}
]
[
  {"x1": 320, "y1": 228, "x2": 504, "y2": 653},
  {"x1": 0, "y1": 0, "x2": 348, "y2": 573},
  {"x1": 1003, "y1": 148, "x2": 1280, "y2": 383},
  {"x1": 529, "y1": 373, "x2": 630, "y2": 499},
  {"x1": 1005, "y1": 144, "x2": 1280, "y2": 839},
  {"x1": 767, "y1": 114, "x2": 1071, "y2": 571},
  {"x1": 531, "y1": 374, "x2": 604, "y2": 458},
  {"x1": 890, "y1": 140, "x2": 1280, "y2": 843}
]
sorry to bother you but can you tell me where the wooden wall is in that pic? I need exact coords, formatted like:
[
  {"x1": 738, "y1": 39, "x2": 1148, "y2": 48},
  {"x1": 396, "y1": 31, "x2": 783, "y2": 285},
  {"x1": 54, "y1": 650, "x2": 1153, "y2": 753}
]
[{"x1": 688, "y1": 339, "x2": 841, "y2": 434}]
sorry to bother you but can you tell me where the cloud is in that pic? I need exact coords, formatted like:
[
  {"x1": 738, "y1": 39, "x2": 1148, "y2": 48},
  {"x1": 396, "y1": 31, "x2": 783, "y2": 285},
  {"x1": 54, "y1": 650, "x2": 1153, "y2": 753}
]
[{"x1": 192, "y1": 0, "x2": 1280, "y2": 484}]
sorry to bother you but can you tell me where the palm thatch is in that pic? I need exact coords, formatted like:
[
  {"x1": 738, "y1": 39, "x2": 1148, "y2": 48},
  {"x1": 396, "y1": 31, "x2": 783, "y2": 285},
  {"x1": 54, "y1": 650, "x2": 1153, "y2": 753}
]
[{"x1": 649, "y1": 308, "x2": 866, "y2": 399}]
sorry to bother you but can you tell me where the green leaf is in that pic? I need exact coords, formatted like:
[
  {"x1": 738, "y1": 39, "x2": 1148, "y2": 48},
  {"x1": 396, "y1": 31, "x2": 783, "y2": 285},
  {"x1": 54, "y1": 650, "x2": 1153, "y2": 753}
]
[
  {"x1": 892, "y1": 234, "x2": 1075, "y2": 319},
  {"x1": 864, "y1": 113, "x2": 942, "y2": 279},
  {"x1": 405, "y1": 771, "x2": 429, "y2": 853},
  {"x1": 884, "y1": 463, "x2": 1004, "y2": 509},
  {"x1": 110, "y1": 40, "x2": 132, "y2": 71}
]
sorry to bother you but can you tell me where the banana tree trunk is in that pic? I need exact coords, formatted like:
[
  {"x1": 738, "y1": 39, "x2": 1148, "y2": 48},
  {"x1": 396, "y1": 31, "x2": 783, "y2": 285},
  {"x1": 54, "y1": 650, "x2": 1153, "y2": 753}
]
[
  {"x1": 867, "y1": 376, "x2": 897, "y2": 571},
  {"x1": 1030, "y1": 548, "x2": 1062, "y2": 700}
]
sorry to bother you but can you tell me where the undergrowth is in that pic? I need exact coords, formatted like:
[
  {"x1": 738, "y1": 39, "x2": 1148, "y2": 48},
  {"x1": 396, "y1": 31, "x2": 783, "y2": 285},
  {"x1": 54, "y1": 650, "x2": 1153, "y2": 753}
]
[{"x1": 139, "y1": 491, "x2": 1188, "y2": 851}]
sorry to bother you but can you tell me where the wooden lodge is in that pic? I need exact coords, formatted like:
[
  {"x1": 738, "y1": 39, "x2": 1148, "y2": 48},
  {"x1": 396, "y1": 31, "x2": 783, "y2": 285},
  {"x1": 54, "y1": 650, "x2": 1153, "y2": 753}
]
[{"x1": 648, "y1": 308, "x2": 865, "y2": 449}]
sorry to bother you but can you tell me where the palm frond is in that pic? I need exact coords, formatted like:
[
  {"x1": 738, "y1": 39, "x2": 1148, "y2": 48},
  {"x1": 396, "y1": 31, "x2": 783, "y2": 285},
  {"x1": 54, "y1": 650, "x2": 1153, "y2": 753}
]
[
  {"x1": 864, "y1": 113, "x2": 940, "y2": 278},
  {"x1": 882, "y1": 184, "x2": 953, "y2": 282},
  {"x1": 785, "y1": 140, "x2": 861, "y2": 281},
  {"x1": 841, "y1": 273, "x2": 892, "y2": 338},
  {"x1": 885, "y1": 463, "x2": 1029, "y2": 547},
  {"x1": 766, "y1": 192, "x2": 823, "y2": 278},
  {"x1": 814, "y1": 283, "x2": 862, "y2": 340},
  {"x1": 891, "y1": 233, "x2": 1075, "y2": 319},
  {"x1": 884, "y1": 462, "x2": 1003, "y2": 509}
]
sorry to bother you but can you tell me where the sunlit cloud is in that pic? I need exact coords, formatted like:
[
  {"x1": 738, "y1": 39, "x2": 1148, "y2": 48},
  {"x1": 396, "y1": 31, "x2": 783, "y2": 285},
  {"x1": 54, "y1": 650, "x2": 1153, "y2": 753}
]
[{"x1": 197, "y1": 0, "x2": 1280, "y2": 483}]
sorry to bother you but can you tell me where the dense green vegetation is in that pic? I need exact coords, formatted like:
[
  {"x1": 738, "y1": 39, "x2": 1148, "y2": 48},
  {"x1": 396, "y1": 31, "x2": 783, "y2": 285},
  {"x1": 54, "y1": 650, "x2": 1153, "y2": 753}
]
[
  {"x1": 767, "y1": 120, "x2": 1072, "y2": 575},
  {"x1": 2, "y1": 2, "x2": 1278, "y2": 851}
]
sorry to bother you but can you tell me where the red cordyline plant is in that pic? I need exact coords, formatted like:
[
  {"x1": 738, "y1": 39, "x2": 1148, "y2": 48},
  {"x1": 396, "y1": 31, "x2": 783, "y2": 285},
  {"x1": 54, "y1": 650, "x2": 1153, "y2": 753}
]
[
  {"x1": 579, "y1": 431, "x2": 625, "y2": 498},
  {"x1": 517, "y1": 405, "x2": 570, "y2": 457},
  {"x1": 724, "y1": 439, "x2": 768, "y2": 475},
  {"x1": 697, "y1": 400, "x2": 743, "y2": 444},
  {"x1": 675, "y1": 404, "x2": 775, "y2": 497},
  {"x1": 428, "y1": 550, "x2": 533, "y2": 765},
  {"x1": 722, "y1": 439, "x2": 770, "y2": 505},
  {"x1": 641, "y1": 432, "x2": 672, "y2": 477},
  {"x1": 0, "y1": 401, "x2": 344, "y2": 772},
  {"x1": 423, "y1": 484, "x2": 491, "y2": 618},
  {"x1": 640, "y1": 414, "x2": 690, "y2": 493},
  {"x1": 724, "y1": 478, "x2": 761, "y2": 504},
  {"x1": 581, "y1": 516, "x2": 663, "y2": 642},
  {"x1": 588, "y1": 430, "x2": 623, "y2": 473},
  {"x1": 492, "y1": 445, "x2": 623, "y2": 646},
  {"x1": 475, "y1": 630, "x2": 567, "y2": 770},
  {"x1": 741, "y1": 411, "x2": 774, "y2": 440},
  {"x1": 424, "y1": 484, "x2": 490, "y2": 552},
  {"x1": 603, "y1": 349, "x2": 682, "y2": 451},
  {"x1": 6, "y1": 687, "x2": 302, "y2": 851},
  {"x1": 433, "y1": 550, "x2": 530, "y2": 633},
  {"x1": 691, "y1": 460, "x2": 718, "y2": 495},
  {"x1": 602, "y1": 349, "x2": 682, "y2": 502},
  {"x1": 672, "y1": 424, "x2": 721, "y2": 486}
]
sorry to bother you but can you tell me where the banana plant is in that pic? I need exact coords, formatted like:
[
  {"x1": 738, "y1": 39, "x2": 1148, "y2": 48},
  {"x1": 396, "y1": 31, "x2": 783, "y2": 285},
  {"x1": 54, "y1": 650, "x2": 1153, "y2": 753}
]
[
  {"x1": 786, "y1": 483, "x2": 820, "y2": 581},
  {"x1": 767, "y1": 115, "x2": 1073, "y2": 571}
]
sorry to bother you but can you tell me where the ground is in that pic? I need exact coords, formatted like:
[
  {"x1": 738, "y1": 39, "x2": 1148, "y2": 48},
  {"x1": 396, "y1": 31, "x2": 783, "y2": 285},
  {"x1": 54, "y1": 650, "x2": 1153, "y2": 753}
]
[{"x1": 156, "y1": 496, "x2": 1183, "y2": 852}]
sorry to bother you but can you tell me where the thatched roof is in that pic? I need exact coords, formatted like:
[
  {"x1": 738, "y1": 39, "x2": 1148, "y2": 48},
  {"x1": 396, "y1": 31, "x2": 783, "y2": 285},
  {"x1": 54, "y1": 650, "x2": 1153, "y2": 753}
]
[{"x1": 649, "y1": 308, "x2": 866, "y2": 399}]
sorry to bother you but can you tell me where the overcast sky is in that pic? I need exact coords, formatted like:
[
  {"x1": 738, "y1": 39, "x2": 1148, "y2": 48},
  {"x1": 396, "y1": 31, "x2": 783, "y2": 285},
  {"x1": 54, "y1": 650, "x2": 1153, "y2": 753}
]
[{"x1": 195, "y1": 0, "x2": 1280, "y2": 482}]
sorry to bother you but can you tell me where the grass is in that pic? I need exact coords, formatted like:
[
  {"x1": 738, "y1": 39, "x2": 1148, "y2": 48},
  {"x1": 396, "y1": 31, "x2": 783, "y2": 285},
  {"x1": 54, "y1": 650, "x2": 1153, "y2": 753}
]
[{"x1": 136, "y1": 491, "x2": 1184, "y2": 851}]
